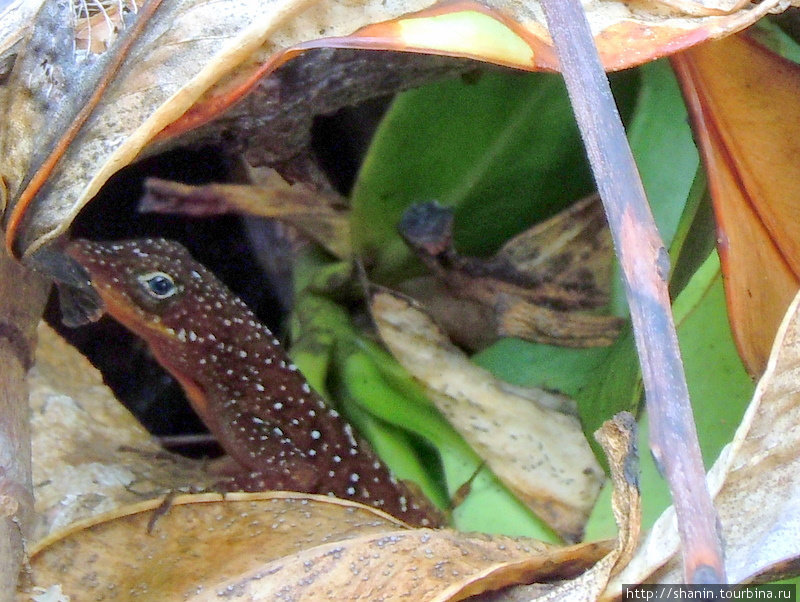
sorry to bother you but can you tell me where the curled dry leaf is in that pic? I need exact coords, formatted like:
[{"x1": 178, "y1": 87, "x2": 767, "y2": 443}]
[
  {"x1": 398, "y1": 196, "x2": 623, "y2": 350},
  {"x1": 673, "y1": 34, "x2": 800, "y2": 377},
  {"x1": 29, "y1": 322, "x2": 216, "y2": 541},
  {"x1": 195, "y1": 529, "x2": 614, "y2": 602},
  {"x1": 162, "y1": 0, "x2": 786, "y2": 143},
  {"x1": 608, "y1": 289, "x2": 800, "y2": 592},
  {"x1": 1, "y1": 0, "x2": 786, "y2": 260},
  {"x1": 370, "y1": 289, "x2": 604, "y2": 542},
  {"x1": 20, "y1": 492, "x2": 407, "y2": 599},
  {"x1": 21, "y1": 490, "x2": 615, "y2": 601},
  {"x1": 140, "y1": 168, "x2": 351, "y2": 258},
  {"x1": 1, "y1": 0, "x2": 471, "y2": 258}
]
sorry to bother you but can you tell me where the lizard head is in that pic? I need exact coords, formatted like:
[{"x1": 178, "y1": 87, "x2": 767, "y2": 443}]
[{"x1": 65, "y1": 238, "x2": 237, "y2": 344}]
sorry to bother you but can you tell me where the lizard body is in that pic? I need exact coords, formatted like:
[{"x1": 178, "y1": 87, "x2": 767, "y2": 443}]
[{"x1": 66, "y1": 238, "x2": 442, "y2": 527}]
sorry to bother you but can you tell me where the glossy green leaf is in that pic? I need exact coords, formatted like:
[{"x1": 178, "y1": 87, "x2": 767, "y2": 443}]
[
  {"x1": 351, "y1": 70, "x2": 596, "y2": 281},
  {"x1": 627, "y1": 60, "x2": 699, "y2": 249}
]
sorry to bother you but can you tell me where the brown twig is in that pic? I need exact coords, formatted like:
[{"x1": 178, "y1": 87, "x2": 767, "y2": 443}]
[
  {"x1": 538, "y1": 0, "x2": 725, "y2": 584},
  {"x1": 0, "y1": 244, "x2": 49, "y2": 599}
]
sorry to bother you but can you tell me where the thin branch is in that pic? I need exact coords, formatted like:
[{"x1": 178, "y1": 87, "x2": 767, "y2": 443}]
[
  {"x1": 0, "y1": 245, "x2": 50, "y2": 599},
  {"x1": 538, "y1": 0, "x2": 725, "y2": 584}
]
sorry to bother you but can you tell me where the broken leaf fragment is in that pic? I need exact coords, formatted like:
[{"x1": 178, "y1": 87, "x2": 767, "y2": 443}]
[
  {"x1": 141, "y1": 167, "x2": 351, "y2": 258},
  {"x1": 397, "y1": 197, "x2": 623, "y2": 349},
  {"x1": 370, "y1": 288, "x2": 604, "y2": 542}
]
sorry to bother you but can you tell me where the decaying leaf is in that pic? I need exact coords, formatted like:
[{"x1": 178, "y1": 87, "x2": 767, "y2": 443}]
[
  {"x1": 673, "y1": 33, "x2": 800, "y2": 377},
  {"x1": 194, "y1": 529, "x2": 612, "y2": 602},
  {"x1": 20, "y1": 492, "x2": 407, "y2": 599},
  {"x1": 608, "y1": 288, "x2": 800, "y2": 592},
  {"x1": 398, "y1": 197, "x2": 623, "y2": 349},
  {"x1": 370, "y1": 288, "x2": 604, "y2": 542},
  {"x1": 140, "y1": 167, "x2": 351, "y2": 258},
  {"x1": 29, "y1": 322, "x2": 215, "y2": 541}
]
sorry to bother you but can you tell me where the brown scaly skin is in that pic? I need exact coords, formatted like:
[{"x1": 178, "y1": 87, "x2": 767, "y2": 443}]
[{"x1": 66, "y1": 238, "x2": 443, "y2": 527}]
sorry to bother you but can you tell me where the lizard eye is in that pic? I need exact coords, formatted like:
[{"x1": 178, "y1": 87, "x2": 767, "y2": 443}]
[{"x1": 137, "y1": 271, "x2": 180, "y2": 300}]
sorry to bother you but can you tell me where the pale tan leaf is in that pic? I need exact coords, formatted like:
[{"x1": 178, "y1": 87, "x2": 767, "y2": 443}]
[
  {"x1": 20, "y1": 492, "x2": 408, "y2": 600},
  {"x1": 29, "y1": 322, "x2": 216, "y2": 542},
  {"x1": 608, "y1": 290, "x2": 800, "y2": 592},
  {"x1": 370, "y1": 289, "x2": 603, "y2": 542}
]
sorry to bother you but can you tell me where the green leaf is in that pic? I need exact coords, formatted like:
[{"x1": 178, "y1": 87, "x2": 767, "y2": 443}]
[
  {"x1": 472, "y1": 339, "x2": 608, "y2": 398},
  {"x1": 351, "y1": 71, "x2": 596, "y2": 281},
  {"x1": 628, "y1": 60, "x2": 699, "y2": 249}
]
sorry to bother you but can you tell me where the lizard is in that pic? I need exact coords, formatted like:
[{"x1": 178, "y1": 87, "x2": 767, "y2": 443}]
[{"x1": 64, "y1": 237, "x2": 443, "y2": 527}]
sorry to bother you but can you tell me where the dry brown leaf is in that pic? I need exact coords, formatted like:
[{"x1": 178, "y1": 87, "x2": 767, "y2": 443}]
[
  {"x1": 608, "y1": 289, "x2": 800, "y2": 592},
  {"x1": 140, "y1": 168, "x2": 351, "y2": 258},
  {"x1": 29, "y1": 322, "x2": 216, "y2": 541},
  {"x1": 370, "y1": 289, "x2": 604, "y2": 542},
  {"x1": 19, "y1": 492, "x2": 408, "y2": 600},
  {"x1": 398, "y1": 197, "x2": 622, "y2": 349},
  {"x1": 191, "y1": 530, "x2": 613, "y2": 602},
  {"x1": 20, "y1": 489, "x2": 617, "y2": 601}
]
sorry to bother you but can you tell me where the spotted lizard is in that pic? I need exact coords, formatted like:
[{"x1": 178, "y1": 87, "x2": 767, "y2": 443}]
[{"x1": 65, "y1": 238, "x2": 443, "y2": 527}]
